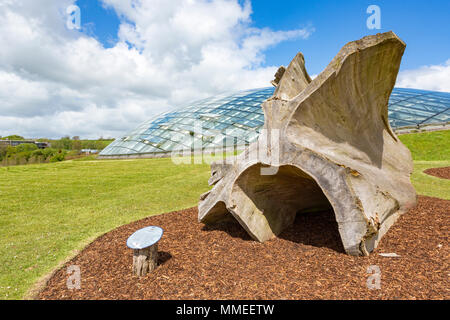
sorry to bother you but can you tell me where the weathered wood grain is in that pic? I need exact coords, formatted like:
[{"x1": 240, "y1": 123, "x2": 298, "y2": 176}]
[{"x1": 198, "y1": 32, "x2": 417, "y2": 256}]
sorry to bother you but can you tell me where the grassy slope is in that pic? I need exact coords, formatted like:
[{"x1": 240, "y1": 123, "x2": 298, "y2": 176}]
[
  {"x1": 399, "y1": 130, "x2": 450, "y2": 161},
  {"x1": 399, "y1": 130, "x2": 450, "y2": 200},
  {"x1": 0, "y1": 130, "x2": 448, "y2": 299},
  {"x1": 410, "y1": 161, "x2": 450, "y2": 200}
]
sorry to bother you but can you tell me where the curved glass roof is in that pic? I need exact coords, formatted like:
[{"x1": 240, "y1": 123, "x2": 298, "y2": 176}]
[
  {"x1": 100, "y1": 87, "x2": 450, "y2": 157},
  {"x1": 388, "y1": 88, "x2": 450, "y2": 127}
]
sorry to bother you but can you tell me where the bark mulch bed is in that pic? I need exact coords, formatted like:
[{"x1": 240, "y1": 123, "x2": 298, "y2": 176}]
[
  {"x1": 37, "y1": 196, "x2": 449, "y2": 300},
  {"x1": 424, "y1": 167, "x2": 450, "y2": 180}
]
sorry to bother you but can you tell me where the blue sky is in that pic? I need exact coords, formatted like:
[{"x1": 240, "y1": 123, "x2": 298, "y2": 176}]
[
  {"x1": 76, "y1": 0, "x2": 450, "y2": 75},
  {"x1": 76, "y1": 0, "x2": 120, "y2": 47},
  {"x1": 0, "y1": 0, "x2": 448, "y2": 138}
]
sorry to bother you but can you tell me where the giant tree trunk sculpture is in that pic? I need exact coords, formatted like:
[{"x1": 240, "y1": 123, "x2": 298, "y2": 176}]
[{"x1": 198, "y1": 32, "x2": 417, "y2": 256}]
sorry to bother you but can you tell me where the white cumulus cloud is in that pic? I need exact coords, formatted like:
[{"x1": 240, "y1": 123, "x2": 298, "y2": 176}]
[
  {"x1": 396, "y1": 59, "x2": 450, "y2": 92},
  {"x1": 0, "y1": 0, "x2": 313, "y2": 139}
]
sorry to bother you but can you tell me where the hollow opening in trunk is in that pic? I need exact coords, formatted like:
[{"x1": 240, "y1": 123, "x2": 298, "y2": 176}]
[{"x1": 234, "y1": 164, "x2": 340, "y2": 244}]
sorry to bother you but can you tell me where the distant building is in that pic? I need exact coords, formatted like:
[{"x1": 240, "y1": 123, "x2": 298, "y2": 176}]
[
  {"x1": 81, "y1": 149, "x2": 99, "y2": 154},
  {"x1": 0, "y1": 140, "x2": 50, "y2": 149},
  {"x1": 35, "y1": 141, "x2": 50, "y2": 149}
]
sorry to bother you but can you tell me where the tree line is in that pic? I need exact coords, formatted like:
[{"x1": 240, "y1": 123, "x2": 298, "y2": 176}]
[{"x1": 0, "y1": 135, "x2": 114, "y2": 167}]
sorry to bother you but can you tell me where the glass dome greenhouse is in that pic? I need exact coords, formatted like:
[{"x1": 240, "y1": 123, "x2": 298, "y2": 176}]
[{"x1": 99, "y1": 87, "x2": 450, "y2": 158}]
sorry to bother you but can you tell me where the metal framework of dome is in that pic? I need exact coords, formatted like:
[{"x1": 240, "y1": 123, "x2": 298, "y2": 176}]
[{"x1": 99, "y1": 87, "x2": 449, "y2": 158}]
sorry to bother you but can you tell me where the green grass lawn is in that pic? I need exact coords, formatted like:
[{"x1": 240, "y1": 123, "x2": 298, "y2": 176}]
[
  {"x1": 0, "y1": 158, "x2": 211, "y2": 299},
  {"x1": 399, "y1": 130, "x2": 450, "y2": 200},
  {"x1": 410, "y1": 161, "x2": 450, "y2": 200},
  {"x1": 399, "y1": 129, "x2": 450, "y2": 161},
  {"x1": 0, "y1": 130, "x2": 448, "y2": 299}
]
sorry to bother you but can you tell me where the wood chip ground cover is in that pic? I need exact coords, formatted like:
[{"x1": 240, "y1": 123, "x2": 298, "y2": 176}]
[
  {"x1": 37, "y1": 196, "x2": 449, "y2": 300},
  {"x1": 424, "y1": 166, "x2": 450, "y2": 180}
]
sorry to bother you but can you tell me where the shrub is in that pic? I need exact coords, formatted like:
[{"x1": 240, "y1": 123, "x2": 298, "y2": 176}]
[
  {"x1": 15, "y1": 143, "x2": 38, "y2": 153},
  {"x1": 49, "y1": 151, "x2": 66, "y2": 162},
  {"x1": 42, "y1": 148, "x2": 57, "y2": 161},
  {"x1": 51, "y1": 137, "x2": 72, "y2": 150},
  {"x1": 16, "y1": 151, "x2": 32, "y2": 162},
  {"x1": 0, "y1": 145, "x2": 7, "y2": 160},
  {"x1": 31, "y1": 149, "x2": 44, "y2": 157}
]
